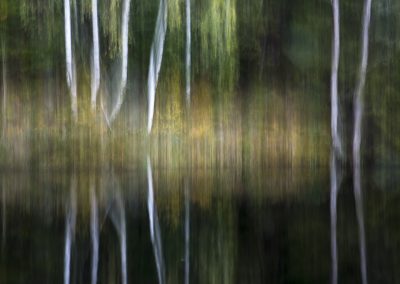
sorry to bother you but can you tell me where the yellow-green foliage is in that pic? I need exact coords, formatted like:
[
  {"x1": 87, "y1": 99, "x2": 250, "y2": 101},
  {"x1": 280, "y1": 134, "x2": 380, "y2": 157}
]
[
  {"x1": 155, "y1": 69, "x2": 184, "y2": 134},
  {"x1": 168, "y1": 0, "x2": 182, "y2": 31},
  {"x1": 198, "y1": 0, "x2": 237, "y2": 90},
  {"x1": 100, "y1": 0, "x2": 121, "y2": 57}
]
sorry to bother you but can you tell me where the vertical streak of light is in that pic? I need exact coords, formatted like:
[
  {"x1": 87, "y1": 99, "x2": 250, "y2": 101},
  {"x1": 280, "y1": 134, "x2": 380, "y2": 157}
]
[
  {"x1": 90, "y1": 178, "x2": 99, "y2": 284},
  {"x1": 185, "y1": 0, "x2": 191, "y2": 107},
  {"x1": 64, "y1": 176, "x2": 77, "y2": 284},
  {"x1": 330, "y1": 153, "x2": 338, "y2": 284},
  {"x1": 331, "y1": 0, "x2": 343, "y2": 157}
]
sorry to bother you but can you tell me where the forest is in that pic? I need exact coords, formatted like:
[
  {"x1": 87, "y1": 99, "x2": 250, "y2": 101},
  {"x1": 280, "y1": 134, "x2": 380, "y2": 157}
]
[{"x1": 0, "y1": 0, "x2": 398, "y2": 170}]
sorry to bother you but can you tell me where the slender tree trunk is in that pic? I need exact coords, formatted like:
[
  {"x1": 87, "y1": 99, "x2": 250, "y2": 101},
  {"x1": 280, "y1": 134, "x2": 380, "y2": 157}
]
[
  {"x1": 64, "y1": 0, "x2": 78, "y2": 121},
  {"x1": 147, "y1": 0, "x2": 168, "y2": 134},
  {"x1": 108, "y1": 0, "x2": 132, "y2": 124},
  {"x1": 185, "y1": 0, "x2": 191, "y2": 107},
  {"x1": 353, "y1": 0, "x2": 371, "y2": 282},
  {"x1": 91, "y1": 0, "x2": 100, "y2": 110},
  {"x1": 353, "y1": 0, "x2": 372, "y2": 167},
  {"x1": 331, "y1": 0, "x2": 342, "y2": 157},
  {"x1": 147, "y1": 156, "x2": 166, "y2": 283}
]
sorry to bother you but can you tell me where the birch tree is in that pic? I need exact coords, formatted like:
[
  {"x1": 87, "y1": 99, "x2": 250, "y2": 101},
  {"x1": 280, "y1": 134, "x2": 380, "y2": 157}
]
[
  {"x1": 331, "y1": 0, "x2": 342, "y2": 157},
  {"x1": 91, "y1": 0, "x2": 100, "y2": 110},
  {"x1": 107, "y1": 0, "x2": 132, "y2": 125},
  {"x1": 353, "y1": 0, "x2": 372, "y2": 167},
  {"x1": 64, "y1": 0, "x2": 78, "y2": 121},
  {"x1": 185, "y1": 0, "x2": 191, "y2": 107},
  {"x1": 147, "y1": 0, "x2": 168, "y2": 134},
  {"x1": 353, "y1": 0, "x2": 372, "y2": 282}
]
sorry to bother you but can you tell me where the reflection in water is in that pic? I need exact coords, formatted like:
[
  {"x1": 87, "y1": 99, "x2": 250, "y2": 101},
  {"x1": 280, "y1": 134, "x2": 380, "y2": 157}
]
[
  {"x1": 147, "y1": 157, "x2": 166, "y2": 283},
  {"x1": 110, "y1": 178, "x2": 128, "y2": 284},
  {"x1": 330, "y1": 152, "x2": 340, "y2": 284},
  {"x1": 0, "y1": 167, "x2": 398, "y2": 282},
  {"x1": 355, "y1": 166, "x2": 368, "y2": 284},
  {"x1": 64, "y1": 176, "x2": 77, "y2": 284},
  {"x1": 90, "y1": 178, "x2": 99, "y2": 284},
  {"x1": 184, "y1": 179, "x2": 190, "y2": 284},
  {"x1": 1, "y1": 179, "x2": 5, "y2": 250},
  {"x1": 147, "y1": 0, "x2": 168, "y2": 133}
]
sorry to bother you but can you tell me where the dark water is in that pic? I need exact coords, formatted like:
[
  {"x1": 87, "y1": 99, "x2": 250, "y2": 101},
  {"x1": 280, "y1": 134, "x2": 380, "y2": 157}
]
[{"x1": 0, "y1": 167, "x2": 399, "y2": 283}]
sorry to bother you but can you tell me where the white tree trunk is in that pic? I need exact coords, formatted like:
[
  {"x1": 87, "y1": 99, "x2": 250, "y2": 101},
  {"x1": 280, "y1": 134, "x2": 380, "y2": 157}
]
[
  {"x1": 147, "y1": 156, "x2": 166, "y2": 283},
  {"x1": 185, "y1": 0, "x2": 191, "y2": 107},
  {"x1": 91, "y1": 0, "x2": 100, "y2": 110},
  {"x1": 331, "y1": 0, "x2": 342, "y2": 157},
  {"x1": 147, "y1": 0, "x2": 168, "y2": 134},
  {"x1": 108, "y1": 0, "x2": 132, "y2": 124},
  {"x1": 353, "y1": 0, "x2": 372, "y2": 167},
  {"x1": 64, "y1": 0, "x2": 78, "y2": 121},
  {"x1": 353, "y1": 0, "x2": 371, "y2": 282}
]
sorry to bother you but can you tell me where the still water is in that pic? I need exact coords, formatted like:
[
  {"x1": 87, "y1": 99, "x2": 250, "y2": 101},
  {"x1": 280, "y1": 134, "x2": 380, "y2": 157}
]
[{"x1": 0, "y1": 166, "x2": 399, "y2": 283}]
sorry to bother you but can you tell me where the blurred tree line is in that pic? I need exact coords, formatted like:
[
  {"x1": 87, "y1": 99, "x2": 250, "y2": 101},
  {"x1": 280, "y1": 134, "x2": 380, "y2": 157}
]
[{"x1": 0, "y1": 0, "x2": 399, "y2": 167}]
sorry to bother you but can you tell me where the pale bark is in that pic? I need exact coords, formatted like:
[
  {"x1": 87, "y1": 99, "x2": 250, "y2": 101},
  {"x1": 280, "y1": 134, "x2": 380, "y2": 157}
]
[
  {"x1": 147, "y1": 0, "x2": 168, "y2": 134},
  {"x1": 331, "y1": 0, "x2": 342, "y2": 157},
  {"x1": 352, "y1": 1, "x2": 371, "y2": 281},
  {"x1": 185, "y1": 0, "x2": 191, "y2": 107},
  {"x1": 64, "y1": 0, "x2": 78, "y2": 121},
  {"x1": 353, "y1": 0, "x2": 372, "y2": 167},
  {"x1": 91, "y1": 0, "x2": 100, "y2": 110},
  {"x1": 108, "y1": 0, "x2": 132, "y2": 124}
]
